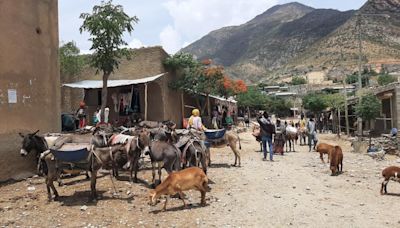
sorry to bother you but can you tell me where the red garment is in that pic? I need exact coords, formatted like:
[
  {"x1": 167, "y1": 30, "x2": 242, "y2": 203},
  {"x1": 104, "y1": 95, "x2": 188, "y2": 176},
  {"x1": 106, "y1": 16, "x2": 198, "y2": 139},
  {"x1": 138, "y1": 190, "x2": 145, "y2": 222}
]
[{"x1": 79, "y1": 118, "x2": 86, "y2": 128}]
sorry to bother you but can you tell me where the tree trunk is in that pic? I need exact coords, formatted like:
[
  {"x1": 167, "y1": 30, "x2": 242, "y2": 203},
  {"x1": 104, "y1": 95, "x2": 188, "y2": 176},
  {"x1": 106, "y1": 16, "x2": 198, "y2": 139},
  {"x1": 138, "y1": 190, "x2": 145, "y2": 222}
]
[
  {"x1": 337, "y1": 108, "x2": 341, "y2": 138},
  {"x1": 100, "y1": 72, "x2": 109, "y2": 123},
  {"x1": 207, "y1": 94, "x2": 211, "y2": 117}
]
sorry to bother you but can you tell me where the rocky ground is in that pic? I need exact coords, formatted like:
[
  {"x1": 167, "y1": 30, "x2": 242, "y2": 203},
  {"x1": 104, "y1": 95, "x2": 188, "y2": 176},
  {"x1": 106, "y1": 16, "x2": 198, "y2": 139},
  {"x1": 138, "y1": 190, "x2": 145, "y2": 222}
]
[{"x1": 1, "y1": 132, "x2": 400, "y2": 228}]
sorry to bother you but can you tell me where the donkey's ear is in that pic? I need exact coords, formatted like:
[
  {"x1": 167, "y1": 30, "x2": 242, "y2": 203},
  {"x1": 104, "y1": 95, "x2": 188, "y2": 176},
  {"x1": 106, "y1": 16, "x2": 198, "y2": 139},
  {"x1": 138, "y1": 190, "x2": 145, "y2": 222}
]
[{"x1": 18, "y1": 132, "x2": 25, "y2": 138}]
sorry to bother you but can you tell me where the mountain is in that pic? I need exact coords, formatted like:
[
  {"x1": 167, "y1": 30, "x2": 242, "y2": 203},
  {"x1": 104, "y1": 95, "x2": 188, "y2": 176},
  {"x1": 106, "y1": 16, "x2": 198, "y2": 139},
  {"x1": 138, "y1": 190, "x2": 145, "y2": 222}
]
[{"x1": 181, "y1": 1, "x2": 400, "y2": 83}]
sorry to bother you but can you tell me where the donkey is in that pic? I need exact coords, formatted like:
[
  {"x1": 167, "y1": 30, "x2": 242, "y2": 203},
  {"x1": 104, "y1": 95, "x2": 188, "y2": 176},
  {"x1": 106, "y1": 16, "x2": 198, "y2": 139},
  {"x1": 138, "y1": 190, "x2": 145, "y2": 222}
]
[
  {"x1": 43, "y1": 143, "x2": 126, "y2": 202},
  {"x1": 19, "y1": 130, "x2": 49, "y2": 175},
  {"x1": 148, "y1": 140, "x2": 181, "y2": 186}
]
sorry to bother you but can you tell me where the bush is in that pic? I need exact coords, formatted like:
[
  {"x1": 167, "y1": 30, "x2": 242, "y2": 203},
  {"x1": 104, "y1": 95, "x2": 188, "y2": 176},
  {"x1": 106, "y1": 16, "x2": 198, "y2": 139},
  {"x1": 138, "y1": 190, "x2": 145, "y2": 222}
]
[
  {"x1": 291, "y1": 76, "x2": 307, "y2": 85},
  {"x1": 377, "y1": 74, "x2": 396, "y2": 86}
]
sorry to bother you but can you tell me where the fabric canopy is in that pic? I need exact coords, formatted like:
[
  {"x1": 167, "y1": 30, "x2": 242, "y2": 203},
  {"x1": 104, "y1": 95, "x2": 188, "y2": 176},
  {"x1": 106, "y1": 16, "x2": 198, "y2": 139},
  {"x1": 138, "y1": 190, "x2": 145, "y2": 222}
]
[{"x1": 63, "y1": 73, "x2": 165, "y2": 89}]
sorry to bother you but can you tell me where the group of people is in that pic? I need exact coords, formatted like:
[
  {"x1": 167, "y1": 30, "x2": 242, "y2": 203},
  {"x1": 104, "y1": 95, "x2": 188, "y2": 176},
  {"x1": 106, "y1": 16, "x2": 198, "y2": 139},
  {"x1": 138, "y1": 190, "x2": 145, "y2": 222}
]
[
  {"x1": 75, "y1": 101, "x2": 110, "y2": 129},
  {"x1": 257, "y1": 112, "x2": 319, "y2": 161}
]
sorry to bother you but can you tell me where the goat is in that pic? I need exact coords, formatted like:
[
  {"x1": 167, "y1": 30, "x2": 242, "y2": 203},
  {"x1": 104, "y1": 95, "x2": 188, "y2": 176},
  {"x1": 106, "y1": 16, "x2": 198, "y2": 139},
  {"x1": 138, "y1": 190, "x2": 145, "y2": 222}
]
[
  {"x1": 148, "y1": 167, "x2": 209, "y2": 211},
  {"x1": 316, "y1": 143, "x2": 335, "y2": 163},
  {"x1": 380, "y1": 166, "x2": 400, "y2": 195},
  {"x1": 329, "y1": 146, "x2": 343, "y2": 176}
]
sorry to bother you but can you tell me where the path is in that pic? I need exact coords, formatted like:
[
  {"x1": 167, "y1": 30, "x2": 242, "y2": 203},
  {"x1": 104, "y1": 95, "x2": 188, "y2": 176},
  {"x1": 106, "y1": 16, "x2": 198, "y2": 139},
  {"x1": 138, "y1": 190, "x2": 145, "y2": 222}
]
[{"x1": 1, "y1": 132, "x2": 400, "y2": 227}]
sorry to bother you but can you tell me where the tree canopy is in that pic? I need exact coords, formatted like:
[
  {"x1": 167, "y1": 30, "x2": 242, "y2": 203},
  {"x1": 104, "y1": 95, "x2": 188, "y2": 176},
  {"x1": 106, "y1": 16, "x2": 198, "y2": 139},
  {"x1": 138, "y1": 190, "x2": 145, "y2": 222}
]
[
  {"x1": 165, "y1": 53, "x2": 246, "y2": 97},
  {"x1": 236, "y1": 87, "x2": 268, "y2": 110},
  {"x1": 302, "y1": 93, "x2": 328, "y2": 113},
  {"x1": 80, "y1": 0, "x2": 138, "y2": 121},
  {"x1": 59, "y1": 41, "x2": 85, "y2": 77},
  {"x1": 355, "y1": 93, "x2": 381, "y2": 122}
]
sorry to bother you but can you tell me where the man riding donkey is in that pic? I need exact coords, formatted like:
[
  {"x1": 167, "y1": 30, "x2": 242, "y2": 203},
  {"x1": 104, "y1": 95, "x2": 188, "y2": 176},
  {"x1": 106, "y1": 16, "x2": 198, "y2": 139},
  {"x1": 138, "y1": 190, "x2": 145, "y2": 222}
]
[{"x1": 257, "y1": 112, "x2": 276, "y2": 161}]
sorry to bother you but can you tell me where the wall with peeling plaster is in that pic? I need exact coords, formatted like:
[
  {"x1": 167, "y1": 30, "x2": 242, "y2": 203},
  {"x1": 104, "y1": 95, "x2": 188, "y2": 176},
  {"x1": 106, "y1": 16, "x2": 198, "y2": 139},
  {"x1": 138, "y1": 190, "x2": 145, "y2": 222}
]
[{"x1": 0, "y1": 0, "x2": 60, "y2": 181}]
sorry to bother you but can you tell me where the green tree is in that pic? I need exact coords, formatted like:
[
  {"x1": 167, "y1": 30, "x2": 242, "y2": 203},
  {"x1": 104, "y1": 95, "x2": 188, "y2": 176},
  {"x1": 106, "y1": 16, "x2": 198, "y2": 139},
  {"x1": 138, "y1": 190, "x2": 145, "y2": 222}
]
[
  {"x1": 377, "y1": 74, "x2": 396, "y2": 86},
  {"x1": 355, "y1": 93, "x2": 381, "y2": 123},
  {"x1": 80, "y1": 0, "x2": 138, "y2": 121},
  {"x1": 291, "y1": 76, "x2": 307, "y2": 85},
  {"x1": 236, "y1": 87, "x2": 268, "y2": 110},
  {"x1": 303, "y1": 93, "x2": 328, "y2": 114},
  {"x1": 165, "y1": 53, "x2": 228, "y2": 116},
  {"x1": 59, "y1": 41, "x2": 85, "y2": 77},
  {"x1": 355, "y1": 93, "x2": 381, "y2": 147},
  {"x1": 268, "y1": 97, "x2": 292, "y2": 118},
  {"x1": 323, "y1": 93, "x2": 345, "y2": 136}
]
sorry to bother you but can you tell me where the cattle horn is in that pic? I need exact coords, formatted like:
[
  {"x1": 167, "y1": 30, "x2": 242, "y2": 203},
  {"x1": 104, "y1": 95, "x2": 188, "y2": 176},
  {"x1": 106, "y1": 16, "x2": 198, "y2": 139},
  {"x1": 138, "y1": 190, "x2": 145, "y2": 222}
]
[
  {"x1": 18, "y1": 132, "x2": 25, "y2": 138},
  {"x1": 31, "y1": 130, "x2": 40, "y2": 136}
]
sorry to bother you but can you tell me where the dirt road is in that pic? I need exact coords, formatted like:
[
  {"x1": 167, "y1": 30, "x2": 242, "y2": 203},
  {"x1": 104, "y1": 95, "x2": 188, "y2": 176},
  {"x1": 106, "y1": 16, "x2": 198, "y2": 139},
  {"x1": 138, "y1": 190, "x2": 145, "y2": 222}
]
[{"x1": 1, "y1": 132, "x2": 400, "y2": 227}]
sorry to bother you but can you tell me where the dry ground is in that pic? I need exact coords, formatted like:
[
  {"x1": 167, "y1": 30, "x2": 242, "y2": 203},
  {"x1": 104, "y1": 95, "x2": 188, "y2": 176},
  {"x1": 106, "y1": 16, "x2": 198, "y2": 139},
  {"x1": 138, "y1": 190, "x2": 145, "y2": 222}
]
[{"x1": 1, "y1": 132, "x2": 400, "y2": 228}]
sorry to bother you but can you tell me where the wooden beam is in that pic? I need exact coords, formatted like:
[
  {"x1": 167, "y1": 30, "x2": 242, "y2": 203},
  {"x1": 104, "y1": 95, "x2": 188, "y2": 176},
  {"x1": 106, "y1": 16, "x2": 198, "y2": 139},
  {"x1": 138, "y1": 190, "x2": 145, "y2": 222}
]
[{"x1": 144, "y1": 83, "x2": 148, "y2": 121}]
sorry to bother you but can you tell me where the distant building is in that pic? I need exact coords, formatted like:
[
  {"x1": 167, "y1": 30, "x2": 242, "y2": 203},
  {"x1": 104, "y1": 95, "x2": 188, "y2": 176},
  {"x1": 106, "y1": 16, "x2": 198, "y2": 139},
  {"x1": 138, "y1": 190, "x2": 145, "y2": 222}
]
[{"x1": 0, "y1": 0, "x2": 60, "y2": 181}]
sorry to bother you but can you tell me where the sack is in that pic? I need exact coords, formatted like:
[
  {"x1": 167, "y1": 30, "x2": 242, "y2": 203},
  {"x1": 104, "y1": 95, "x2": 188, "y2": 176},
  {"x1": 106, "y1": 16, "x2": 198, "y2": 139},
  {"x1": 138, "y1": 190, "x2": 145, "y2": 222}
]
[{"x1": 286, "y1": 126, "x2": 298, "y2": 134}]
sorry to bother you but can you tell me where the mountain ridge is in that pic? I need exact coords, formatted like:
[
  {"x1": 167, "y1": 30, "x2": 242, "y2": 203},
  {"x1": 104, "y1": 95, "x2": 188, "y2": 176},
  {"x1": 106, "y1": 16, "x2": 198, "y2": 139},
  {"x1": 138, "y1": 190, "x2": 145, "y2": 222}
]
[{"x1": 181, "y1": 0, "x2": 400, "y2": 83}]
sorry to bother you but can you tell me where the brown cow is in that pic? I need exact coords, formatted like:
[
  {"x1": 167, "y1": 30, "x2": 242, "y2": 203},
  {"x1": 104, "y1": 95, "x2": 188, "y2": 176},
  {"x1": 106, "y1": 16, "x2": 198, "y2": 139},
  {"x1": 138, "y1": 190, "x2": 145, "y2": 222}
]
[
  {"x1": 329, "y1": 146, "x2": 343, "y2": 176},
  {"x1": 380, "y1": 166, "x2": 400, "y2": 195},
  {"x1": 316, "y1": 143, "x2": 335, "y2": 163},
  {"x1": 149, "y1": 167, "x2": 209, "y2": 211}
]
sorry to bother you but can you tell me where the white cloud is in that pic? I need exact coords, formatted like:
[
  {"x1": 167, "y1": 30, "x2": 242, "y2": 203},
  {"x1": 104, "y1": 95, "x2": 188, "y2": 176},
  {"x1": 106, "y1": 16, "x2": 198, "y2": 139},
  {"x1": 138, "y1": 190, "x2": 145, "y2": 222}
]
[
  {"x1": 160, "y1": 25, "x2": 182, "y2": 54},
  {"x1": 128, "y1": 38, "x2": 146, "y2": 49},
  {"x1": 161, "y1": 0, "x2": 278, "y2": 53},
  {"x1": 80, "y1": 49, "x2": 93, "y2": 55}
]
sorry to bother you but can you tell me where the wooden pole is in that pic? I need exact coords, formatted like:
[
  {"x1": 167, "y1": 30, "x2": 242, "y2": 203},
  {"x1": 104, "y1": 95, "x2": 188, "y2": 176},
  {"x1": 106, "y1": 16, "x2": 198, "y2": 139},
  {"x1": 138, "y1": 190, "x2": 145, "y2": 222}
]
[
  {"x1": 181, "y1": 92, "x2": 185, "y2": 119},
  {"x1": 343, "y1": 81, "x2": 350, "y2": 136},
  {"x1": 144, "y1": 83, "x2": 148, "y2": 121}
]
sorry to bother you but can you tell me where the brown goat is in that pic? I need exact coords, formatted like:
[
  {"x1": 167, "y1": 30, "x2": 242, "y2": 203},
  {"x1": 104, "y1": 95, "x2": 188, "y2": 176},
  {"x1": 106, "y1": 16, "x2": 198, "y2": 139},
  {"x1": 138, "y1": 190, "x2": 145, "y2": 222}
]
[
  {"x1": 316, "y1": 143, "x2": 335, "y2": 163},
  {"x1": 380, "y1": 166, "x2": 400, "y2": 195},
  {"x1": 149, "y1": 167, "x2": 209, "y2": 211},
  {"x1": 329, "y1": 146, "x2": 343, "y2": 176}
]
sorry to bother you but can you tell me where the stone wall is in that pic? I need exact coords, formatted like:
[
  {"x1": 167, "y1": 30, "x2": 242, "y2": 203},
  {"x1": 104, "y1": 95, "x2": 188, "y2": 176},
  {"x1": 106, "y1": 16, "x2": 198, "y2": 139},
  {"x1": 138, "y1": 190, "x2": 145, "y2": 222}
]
[{"x1": 0, "y1": 0, "x2": 60, "y2": 181}]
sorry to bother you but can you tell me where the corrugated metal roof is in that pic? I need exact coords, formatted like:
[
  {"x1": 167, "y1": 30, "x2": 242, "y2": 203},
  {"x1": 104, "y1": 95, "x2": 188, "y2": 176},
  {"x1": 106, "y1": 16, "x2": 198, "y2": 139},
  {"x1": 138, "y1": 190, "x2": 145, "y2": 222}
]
[{"x1": 63, "y1": 73, "x2": 165, "y2": 89}]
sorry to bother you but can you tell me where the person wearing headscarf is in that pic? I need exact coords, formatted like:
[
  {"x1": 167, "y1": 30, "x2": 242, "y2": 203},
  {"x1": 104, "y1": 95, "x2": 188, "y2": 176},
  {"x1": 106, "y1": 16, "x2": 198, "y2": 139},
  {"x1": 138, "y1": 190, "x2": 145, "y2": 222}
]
[{"x1": 188, "y1": 109, "x2": 207, "y2": 131}]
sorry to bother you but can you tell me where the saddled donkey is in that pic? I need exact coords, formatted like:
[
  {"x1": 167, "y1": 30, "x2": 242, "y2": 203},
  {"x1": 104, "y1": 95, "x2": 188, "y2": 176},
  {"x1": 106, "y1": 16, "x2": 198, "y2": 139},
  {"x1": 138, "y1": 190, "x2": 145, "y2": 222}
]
[
  {"x1": 108, "y1": 129, "x2": 151, "y2": 182},
  {"x1": 284, "y1": 125, "x2": 298, "y2": 152},
  {"x1": 148, "y1": 140, "x2": 181, "y2": 186},
  {"x1": 43, "y1": 143, "x2": 126, "y2": 201},
  {"x1": 175, "y1": 133, "x2": 208, "y2": 174},
  {"x1": 19, "y1": 131, "x2": 91, "y2": 180}
]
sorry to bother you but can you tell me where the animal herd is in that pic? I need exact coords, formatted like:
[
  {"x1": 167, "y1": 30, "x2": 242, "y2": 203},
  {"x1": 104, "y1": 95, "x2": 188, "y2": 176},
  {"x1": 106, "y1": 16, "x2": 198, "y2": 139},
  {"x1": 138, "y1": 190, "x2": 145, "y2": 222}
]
[
  {"x1": 18, "y1": 120, "x2": 400, "y2": 210},
  {"x1": 18, "y1": 121, "x2": 241, "y2": 210},
  {"x1": 252, "y1": 122, "x2": 400, "y2": 195}
]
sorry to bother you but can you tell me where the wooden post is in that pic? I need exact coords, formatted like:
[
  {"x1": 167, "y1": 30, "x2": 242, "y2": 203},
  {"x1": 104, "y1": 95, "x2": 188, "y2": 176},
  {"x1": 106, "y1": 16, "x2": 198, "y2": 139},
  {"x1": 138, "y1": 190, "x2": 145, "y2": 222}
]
[
  {"x1": 181, "y1": 92, "x2": 185, "y2": 119},
  {"x1": 144, "y1": 83, "x2": 148, "y2": 121},
  {"x1": 338, "y1": 108, "x2": 341, "y2": 138}
]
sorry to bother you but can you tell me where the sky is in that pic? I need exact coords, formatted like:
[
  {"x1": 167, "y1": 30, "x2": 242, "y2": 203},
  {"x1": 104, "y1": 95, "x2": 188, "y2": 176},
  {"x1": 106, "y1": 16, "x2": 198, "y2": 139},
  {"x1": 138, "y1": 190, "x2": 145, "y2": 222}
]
[{"x1": 59, "y1": 0, "x2": 367, "y2": 54}]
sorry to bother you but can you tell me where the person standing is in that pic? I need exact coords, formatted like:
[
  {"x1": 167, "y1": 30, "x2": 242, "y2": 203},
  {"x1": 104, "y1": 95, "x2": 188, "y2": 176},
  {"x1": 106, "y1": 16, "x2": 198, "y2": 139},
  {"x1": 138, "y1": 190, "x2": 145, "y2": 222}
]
[
  {"x1": 307, "y1": 116, "x2": 318, "y2": 152},
  {"x1": 257, "y1": 112, "x2": 276, "y2": 161},
  {"x1": 76, "y1": 101, "x2": 87, "y2": 129}
]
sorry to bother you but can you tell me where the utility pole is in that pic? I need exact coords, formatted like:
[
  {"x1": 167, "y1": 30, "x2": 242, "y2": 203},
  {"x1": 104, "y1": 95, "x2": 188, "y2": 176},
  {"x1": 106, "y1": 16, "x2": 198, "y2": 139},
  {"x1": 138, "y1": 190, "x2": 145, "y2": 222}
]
[
  {"x1": 356, "y1": 14, "x2": 363, "y2": 136},
  {"x1": 343, "y1": 80, "x2": 350, "y2": 136}
]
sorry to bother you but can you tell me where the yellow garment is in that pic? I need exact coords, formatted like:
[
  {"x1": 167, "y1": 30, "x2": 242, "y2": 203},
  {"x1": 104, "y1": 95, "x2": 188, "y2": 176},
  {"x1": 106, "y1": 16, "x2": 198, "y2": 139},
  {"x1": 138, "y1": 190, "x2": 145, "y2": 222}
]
[
  {"x1": 188, "y1": 109, "x2": 207, "y2": 130},
  {"x1": 300, "y1": 119, "x2": 306, "y2": 128}
]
